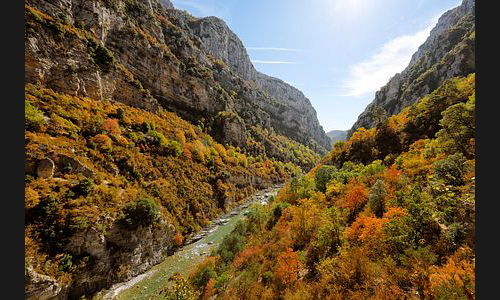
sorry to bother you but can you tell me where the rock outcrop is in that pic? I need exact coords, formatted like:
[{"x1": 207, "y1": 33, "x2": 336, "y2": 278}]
[
  {"x1": 25, "y1": 266, "x2": 69, "y2": 300},
  {"x1": 62, "y1": 223, "x2": 174, "y2": 298},
  {"x1": 25, "y1": 222, "x2": 176, "y2": 300},
  {"x1": 49, "y1": 153, "x2": 95, "y2": 178},
  {"x1": 347, "y1": 0, "x2": 475, "y2": 137},
  {"x1": 29, "y1": 153, "x2": 95, "y2": 179},
  {"x1": 25, "y1": 0, "x2": 330, "y2": 156},
  {"x1": 159, "y1": 0, "x2": 174, "y2": 10},
  {"x1": 187, "y1": 16, "x2": 257, "y2": 82},
  {"x1": 255, "y1": 72, "x2": 331, "y2": 149}
]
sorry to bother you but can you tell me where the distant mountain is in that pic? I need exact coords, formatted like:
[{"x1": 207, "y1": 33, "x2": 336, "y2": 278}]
[
  {"x1": 326, "y1": 130, "x2": 347, "y2": 144},
  {"x1": 347, "y1": 0, "x2": 475, "y2": 138}
]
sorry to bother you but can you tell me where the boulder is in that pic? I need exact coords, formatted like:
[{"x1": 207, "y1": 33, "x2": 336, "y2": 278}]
[
  {"x1": 49, "y1": 153, "x2": 94, "y2": 178},
  {"x1": 36, "y1": 158, "x2": 55, "y2": 178}
]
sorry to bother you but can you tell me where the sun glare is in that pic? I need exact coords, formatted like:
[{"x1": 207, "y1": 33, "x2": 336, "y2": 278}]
[{"x1": 326, "y1": 0, "x2": 375, "y2": 21}]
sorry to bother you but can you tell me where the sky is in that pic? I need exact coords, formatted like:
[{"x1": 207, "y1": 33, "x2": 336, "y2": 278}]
[{"x1": 170, "y1": 0, "x2": 462, "y2": 132}]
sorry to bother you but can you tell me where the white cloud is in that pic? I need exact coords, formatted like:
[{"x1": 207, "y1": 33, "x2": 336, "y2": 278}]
[
  {"x1": 341, "y1": 22, "x2": 436, "y2": 98},
  {"x1": 247, "y1": 47, "x2": 304, "y2": 52},
  {"x1": 251, "y1": 60, "x2": 298, "y2": 64}
]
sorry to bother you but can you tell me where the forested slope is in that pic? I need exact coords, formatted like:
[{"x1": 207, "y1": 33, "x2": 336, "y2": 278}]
[{"x1": 186, "y1": 74, "x2": 475, "y2": 299}]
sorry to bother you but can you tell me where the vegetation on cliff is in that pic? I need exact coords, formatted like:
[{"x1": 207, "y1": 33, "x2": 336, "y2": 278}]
[{"x1": 24, "y1": 84, "x2": 317, "y2": 288}]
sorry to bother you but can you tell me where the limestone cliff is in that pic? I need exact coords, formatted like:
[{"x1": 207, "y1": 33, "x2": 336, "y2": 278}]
[
  {"x1": 163, "y1": 10, "x2": 331, "y2": 151},
  {"x1": 347, "y1": 0, "x2": 475, "y2": 137},
  {"x1": 184, "y1": 15, "x2": 330, "y2": 149},
  {"x1": 25, "y1": 0, "x2": 330, "y2": 155}
]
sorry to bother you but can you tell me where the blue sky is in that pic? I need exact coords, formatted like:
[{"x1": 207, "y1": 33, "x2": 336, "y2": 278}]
[{"x1": 170, "y1": 0, "x2": 462, "y2": 132}]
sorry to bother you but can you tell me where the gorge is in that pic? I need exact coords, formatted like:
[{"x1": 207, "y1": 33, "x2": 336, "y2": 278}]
[{"x1": 25, "y1": 0, "x2": 475, "y2": 299}]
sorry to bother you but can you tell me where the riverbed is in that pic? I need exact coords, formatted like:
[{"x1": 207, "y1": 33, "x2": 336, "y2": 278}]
[{"x1": 95, "y1": 184, "x2": 282, "y2": 300}]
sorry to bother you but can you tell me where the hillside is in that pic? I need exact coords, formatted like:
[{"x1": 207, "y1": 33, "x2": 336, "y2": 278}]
[
  {"x1": 188, "y1": 73, "x2": 475, "y2": 299},
  {"x1": 24, "y1": 83, "x2": 320, "y2": 298},
  {"x1": 347, "y1": 0, "x2": 475, "y2": 137}
]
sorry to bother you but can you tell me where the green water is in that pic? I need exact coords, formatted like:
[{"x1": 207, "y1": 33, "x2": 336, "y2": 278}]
[{"x1": 96, "y1": 187, "x2": 280, "y2": 300}]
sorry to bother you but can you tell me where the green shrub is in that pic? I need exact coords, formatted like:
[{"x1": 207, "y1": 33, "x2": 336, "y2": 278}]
[
  {"x1": 86, "y1": 39, "x2": 115, "y2": 72},
  {"x1": 116, "y1": 107, "x2": 125, "y2": 120},
  {"x1": 149, "y1": 130, "x2": 168, "y2": 147},
  {"x1": 368, "y1": 179, "x2": 387, "y2": 218},
  {"x1": 433, "y1": 153, "x2": 467, "y2": 186},
  {"x1": 262, "y1": 271, "x2": 273, "y2": 285},
  {"x1": 72, "y1": 178, "x2": 95, "y2": 196},
  {"x1": 266, "y1": 202, "x2": 290, "y2": 229},
  {"x1": 443, "y1": 222, "x2": 466, "y2": 252},
  {"x1": 140, "y1": 121, "x2": 151, "y2": 133},
  {"x1": 436, "y1": 95, "x2": 475, "y2": 158},
  {"x1": 246, "y1": 204, "x2": 267, "y2": 233},
  {"x1": 121, "y1": 198, "x2": 160, "y2": 228},
  {"x1": 217, "y1": 220, "x2": 247, "y2": 265},
  {"x1": 362, "y1": 160, "x2": 386, "y2": 177},
  {"x1": 214, "y1": 271, "x2": 231, "y2": 290},
  {"x1": 25, "y1": 99, "x2": 46, "y2": 131},
  {"x1": 127, "y1": 132, "x2": 139, "y2": 143},
  {"x1": 288, "y1": 175, "x2": 315, "y2": 203},
  {"x1": 165, "y1": 140, "x2": 183, "y2": 157},
  {"x1": 58, "y1": 254, "x2": 74, "y2": 272},
  {"x1": 314, "y1": 165, "x2": 337, "y2": 193}
]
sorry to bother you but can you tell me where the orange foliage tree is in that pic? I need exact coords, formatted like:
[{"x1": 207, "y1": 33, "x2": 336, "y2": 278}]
[
  {"x1": 427, "y1": 247, "x2": 475, "y2": 299},
  {"x1": 341, "y1": 180, "x2": 368, "y2": 221},
  {"x1": 173, "y1": 233, "x2": 183, "y2": 246},
  {"x1": 275, "y1": 248, "x2": 302, "y2": 286},
  {"x1": 233, "y1": 246, "x2": 263, "y2": 270},
  {"x1": 102, "y1": 118, "x2": 121, "y2": 135}
]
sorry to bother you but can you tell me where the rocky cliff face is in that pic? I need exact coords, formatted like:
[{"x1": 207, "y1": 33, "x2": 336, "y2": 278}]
[
  {"x1": 254, "y1": 72, "x2": 331, "y2": 149},
  {"x1": 347, "y1": 0, "x2": 475, "y2": 137},
  {"x1": 170, "y1": 10, "x2": 331, "y2": 151},
  {"x1": 26, "y1": 223, "x2": 175, "y2": 300},
  {"x1": 25, "y1": 0, "x2": 330, "y2": 154},
  {"x1": 187, "y1": 16, "x2": 257, "y2": 82}
]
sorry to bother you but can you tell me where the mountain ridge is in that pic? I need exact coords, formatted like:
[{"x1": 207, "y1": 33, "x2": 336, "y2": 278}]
[
  {"x1": 347, "y1": 0, "x2": 475, "y2": 138},
  {"x1": 326, "y1": 130, "x2": 347, "y2": 144}
]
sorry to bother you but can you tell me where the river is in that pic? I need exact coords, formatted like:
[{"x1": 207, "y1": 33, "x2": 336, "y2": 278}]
[{"x1": 95, "y1": 184, "x2": 283, "y2": 300}]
